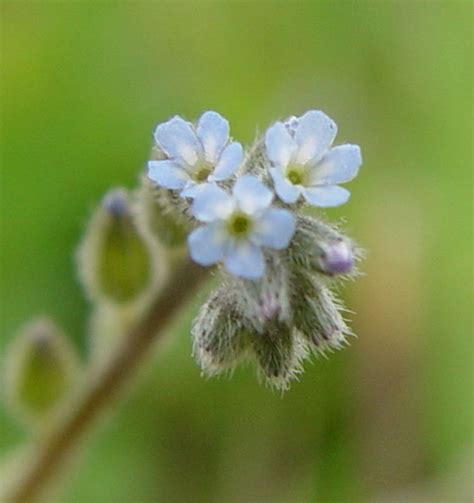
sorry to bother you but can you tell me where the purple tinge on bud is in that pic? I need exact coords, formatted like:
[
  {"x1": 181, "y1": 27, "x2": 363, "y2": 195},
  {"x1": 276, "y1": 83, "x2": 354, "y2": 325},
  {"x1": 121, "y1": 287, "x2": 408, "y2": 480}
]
[
  {"x1": 258, "y1": 292, "x2": 282, "y2": 321},
  {"x1": 318, "y1": 239, "x2": 354, "y2": 275},
  {"x1": 102, "y1": 190, "x2": 130, "y2": 218}
]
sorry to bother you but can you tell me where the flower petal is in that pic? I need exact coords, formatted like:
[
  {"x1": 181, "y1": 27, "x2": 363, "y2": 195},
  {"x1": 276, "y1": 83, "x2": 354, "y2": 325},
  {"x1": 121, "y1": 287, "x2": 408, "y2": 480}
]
[
  {"x1": 309, "y1": 144, "x2": 362, "y2": 185},
  {"x1": 252, "y1": 209, "x2": 296, "y2": 250},
  {"x1": 154, "y1": 116, "x2": 201, "y2": 166},
  {"x1": 302, "y1": 185, "x2": 350, "y2": 207},
  {"x1": 233, "y1": 175, "x2": 273, "y2": 215},
  {"x1": 209, "y1": 142, "x2": 243, "y2": 181},
  {"x1": 294, "y1": 110, "x2": 337, "y2": 165},
  {"x1": 270, "y1": 167, "x2": 301, "y2": 204},
  {"x1": 191, "y1": 184, "x2": 234, "y2": 222},
  {"x1": 147, "y1": 160, "x2": 190, "y2": 189},
  {"x1": 265, "y1": 122, "x2": 296, "y2": 168},
  {"x1": 180, "y1": 181, "x2": 209, "y2": 199},
  {"x1": 224, "y1": 241, "x2": 265, "y2": 279},
  {"x1": 196, "y1": 111, "x2": 230, "y2": 164},
  {"x1": 284, "y1": 115, "x2": 299, "y2": 135},
  {"x1": 188, "y1": 224, "x2": 227, "y2": 266}
]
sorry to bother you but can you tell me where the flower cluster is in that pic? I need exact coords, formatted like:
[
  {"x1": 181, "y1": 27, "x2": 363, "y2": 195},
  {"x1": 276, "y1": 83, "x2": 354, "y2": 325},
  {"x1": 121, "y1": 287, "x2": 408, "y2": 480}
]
[
  {"x1": 145, "y1": 109, "x2": 363, "y2": 389},
  {"x1": 148, "y1": 110, "x2": 361, "y2": 280}
]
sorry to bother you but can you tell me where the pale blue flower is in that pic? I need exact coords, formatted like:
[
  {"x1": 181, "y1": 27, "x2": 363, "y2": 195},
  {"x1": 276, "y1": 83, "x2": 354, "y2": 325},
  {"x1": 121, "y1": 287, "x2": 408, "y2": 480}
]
[
  {"x1": 148, "y1": 111, "x2": 243, "y2": 198},
  {"x1": 265, "y1": 110, "x2": 362, "y2": 207},
  {"x1": 188, "y1": 175, "x2": 296, "y2": 280}
]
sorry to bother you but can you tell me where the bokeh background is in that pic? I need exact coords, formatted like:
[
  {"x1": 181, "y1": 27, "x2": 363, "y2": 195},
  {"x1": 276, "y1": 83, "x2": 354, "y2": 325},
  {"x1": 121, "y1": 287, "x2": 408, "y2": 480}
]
[{"x1": 1, "y1": 1, "x2": 472, "y2": 502}]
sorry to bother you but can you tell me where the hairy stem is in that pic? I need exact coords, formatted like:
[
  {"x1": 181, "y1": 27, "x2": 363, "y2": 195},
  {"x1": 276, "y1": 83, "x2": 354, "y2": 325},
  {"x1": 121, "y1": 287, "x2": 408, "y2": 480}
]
[{"x1": 5, "y1": 260, "x2": 207, "y2": 503}]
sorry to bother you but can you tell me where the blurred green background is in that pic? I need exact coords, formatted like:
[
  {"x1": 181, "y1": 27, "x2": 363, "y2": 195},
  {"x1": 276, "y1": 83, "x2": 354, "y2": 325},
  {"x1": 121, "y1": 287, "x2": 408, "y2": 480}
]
[{"x1": 1, "y1": 1, "x2": 472, "y2": 502}]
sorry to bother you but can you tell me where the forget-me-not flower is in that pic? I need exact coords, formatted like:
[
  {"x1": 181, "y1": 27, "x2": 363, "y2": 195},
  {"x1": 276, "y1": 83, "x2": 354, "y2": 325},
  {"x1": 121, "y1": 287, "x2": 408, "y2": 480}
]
[
  {"x1": 188, "y1": 175, "x2": 296, "y2": 279},
  {"x1": 265, "y1": 110, "x2": 362, "y2": 207},
  {"x1": 148, "y1": 111, "x2": 243, "y2": 198}
]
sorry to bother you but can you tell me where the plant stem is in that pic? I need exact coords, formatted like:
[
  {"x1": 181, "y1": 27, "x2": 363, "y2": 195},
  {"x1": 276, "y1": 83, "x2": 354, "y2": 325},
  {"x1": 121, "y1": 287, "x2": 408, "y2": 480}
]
[{"x1": 5, "y1": 260, "x2": 207, "y2": 503}]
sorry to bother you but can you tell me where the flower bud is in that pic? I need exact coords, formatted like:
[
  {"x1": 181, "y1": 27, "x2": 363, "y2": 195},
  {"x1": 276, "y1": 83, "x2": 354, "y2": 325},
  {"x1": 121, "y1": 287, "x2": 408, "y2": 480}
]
[
  {"x1": 136, "y1": 176, "x2": 191, "y2": 248},
  {"x1": 3, "y1": 318, "x2": 80, "y2": 427},
  {"x1": 252, "y1": 322, "x2": 307, "y2": 390},
  {"x1": 192, "y1": 288, "x2": 251, "y2": 375},
  {"x1": 316, "y1": 238, "x2": 354, "y2": 275},
  {"x1": 292, "y1": 272, "x2": 350, "y2": 353},
  {"x1": 226, "y1": 251, "x2": 292, "y2": 332},
  {"x1": 289, "y1": 216, "x2": 357, "y2": 277},
  {"x1": 78, "y1": 188, "x2": 165, "y2": 306}
]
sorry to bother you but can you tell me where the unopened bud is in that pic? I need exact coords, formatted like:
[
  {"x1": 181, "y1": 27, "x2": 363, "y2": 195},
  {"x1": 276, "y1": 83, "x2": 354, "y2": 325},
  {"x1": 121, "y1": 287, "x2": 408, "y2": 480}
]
[
  {"x1": 289, "y1": 216, "x2": 357, "y2": 277},
  {"x1": 78, "y1": 188, "x2": 165, "y2": 306},
  {"x1": 252, "y1": 322, "x2": 307, "y2": 390},
  {"x1": 227, "y1": 251, "x2": 292, "y2": 331},
  {"x1": 192, "y1": 288, "x2": 251, "y2": 375},
  {"x1": 316, "y1": 238, "x2": 354, "y2": 275},
  {"x1": 136, "y1": 176, "x2": 191, "y2": 248},
  {"x1": 292, "y1": 272, "x2": 350, "y2": 353},
  {"x1": 102, "y1": 190, "x2": 129, "y2": 217},
  {"x1": 3, "y1": 318, "x2": 80, "y2": 427}
]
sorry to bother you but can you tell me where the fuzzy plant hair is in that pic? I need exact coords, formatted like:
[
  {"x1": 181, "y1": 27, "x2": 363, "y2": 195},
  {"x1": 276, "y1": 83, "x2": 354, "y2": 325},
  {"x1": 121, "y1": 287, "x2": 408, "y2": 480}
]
[{"x1": 141, "y1": 110, "x2": 363, "y2": 390}]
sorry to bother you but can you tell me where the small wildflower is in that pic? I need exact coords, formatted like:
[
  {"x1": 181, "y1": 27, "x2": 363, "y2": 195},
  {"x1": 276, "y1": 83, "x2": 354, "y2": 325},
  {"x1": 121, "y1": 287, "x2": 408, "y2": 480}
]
[
  {"x1": 148, "y1": 111, "x2": 243, "y2": 198},
  {"x1": 188, "y1": 175, "x2": 296, "y2": 280},
  {"x1": 265, "y1": 110, "x2": 362, "y2": 207},
  {"x1": 141, "y1": 109, "x2": 363, "y2": 389}
]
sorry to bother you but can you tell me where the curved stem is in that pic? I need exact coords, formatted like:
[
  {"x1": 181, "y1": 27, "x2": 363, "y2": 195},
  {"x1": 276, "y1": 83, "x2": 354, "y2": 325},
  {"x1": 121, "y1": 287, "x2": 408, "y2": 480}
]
[{"x1": 5, "y1": 260, "x2": 207, "y2": 503}]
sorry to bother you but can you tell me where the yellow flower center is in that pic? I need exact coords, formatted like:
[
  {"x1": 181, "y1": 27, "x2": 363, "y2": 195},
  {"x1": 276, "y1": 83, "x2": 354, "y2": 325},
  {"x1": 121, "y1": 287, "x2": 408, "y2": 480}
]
[
  {"x1": 194, "y1": 162, "x2": 212, "y2": 182},
  {"x1": 286, "y1": 165, "x2": 307, "y2": 186},
  {"x1": 227, "y1": 212, "x2": 252, "y2": 238}
]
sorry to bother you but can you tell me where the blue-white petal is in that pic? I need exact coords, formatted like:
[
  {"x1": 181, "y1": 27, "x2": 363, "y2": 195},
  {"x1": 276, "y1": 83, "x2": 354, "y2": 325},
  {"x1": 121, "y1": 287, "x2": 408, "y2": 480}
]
[
  {"x1": 309, "y1": 144, "x2": 362, "y2": 185},
  {"x1": 188, "y1": 224, "x2": 227, "y2": 266},
  {"x1": 180, "y1": 182, "x2": 209, "y2": 199},
  {"x1": 154, "y1": 116, "x2": 201, "y2": 166},
  {"x1": 233, "y1": 175, "x2": 273, "y2": 215},
  {"x1": 265, "y1": 122, "x2": 296, "y2": 168},
  {"x1": 209, "y1": 142, "x2": 243, "y2": 181},
  {"x1": 191, "y1": 184, "x2": 235, "y2": 222},
  {"x1": 251, "y1": 209, "x2": 296, "y2": 250},
  {"x1": 196, "y1": 111, "x2": 230, "y2": 164},
  {"x1": 269, "y1": 167, "x2": 301, "y2": 204},
  {"x1": 147, "y1": 160, "x2": 190, "y2": 189},
  {"x1": 224, "y1": 241, "x2": 265, "y2": 279},
  {"x1": 294, "y1": 110, "x2": 337, "y2": 165},
  {"x1": 285, "y1": 115, "x2": 299, "y2": 135},
  {"x1": 302, "y1": 185, "x2": 350, "y2": 207}
]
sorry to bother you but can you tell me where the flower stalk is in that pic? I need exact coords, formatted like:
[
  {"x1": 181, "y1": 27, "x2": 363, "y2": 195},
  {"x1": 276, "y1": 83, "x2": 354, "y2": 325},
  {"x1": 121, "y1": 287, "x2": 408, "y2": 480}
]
[
  {"x1": 2, "y1": 107, "x2": 364, "y2": 500},
  {"x1": 3, "y1": 259, "x2": 207, "y2": 503}
]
